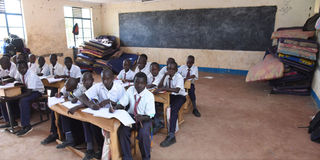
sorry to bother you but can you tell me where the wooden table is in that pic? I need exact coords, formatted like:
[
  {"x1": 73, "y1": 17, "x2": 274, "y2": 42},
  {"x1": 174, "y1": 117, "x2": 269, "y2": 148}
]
[
  {"x1": 41, "y1": 78, "x2": 65, "y2": 90},
  {"x1": 0, "y1": 85, "x2": 21, "y2": 133},
  {"x1": 50, "y1": 104, "x2": 122, "y2": 160}
]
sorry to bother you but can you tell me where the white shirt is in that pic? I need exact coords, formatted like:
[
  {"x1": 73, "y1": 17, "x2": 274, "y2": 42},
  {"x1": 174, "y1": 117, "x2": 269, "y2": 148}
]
[
  {"x1": 49, "y1": 63, "x2": 64, "y2": 76},
  {"x1": 85, "y1": 80, "x2": 125, "y2": 105},
  {"x1": 28, "y1": 62, "x2": 38, "y2": 73},
  {"x1": 178, "y1": 65, "x2": 199, "y2": 84},
  {"x1": 64, "y1": 64, "x2": 82, "y2": 79},
  {"x1": 61, "y1": 83, "x2": 87, "y2": 101},
  {"x1": 159, "y1": 66, "x2": 167, "y2": 75},
  {"x1": 36, "y1": 63, "x2": 50, "y2": 76},
  {"x1": 117, "y1": 69, "x2": 135, "y2": 81},
  {"x1": 163, "y1": 72, "x2": 187, "y2": 96},
  {"x1": 16, "y1": 70, "x2": 45, "y2": 93},
  {"x1": 119, "y1": 86, "x2": 155, "y2": 118},
  {"x1": 0, "y1": 62, "x2": 17, "y2": 78},
  {"x1": 134, "y1": 65, "x2": 150, "y2": 76},
  {"x1": 146, "y1": 62, "x2": 152, "y2": 73},
  {"x1": 147, "y1": 72, "x2": 163, "y2": 86}
]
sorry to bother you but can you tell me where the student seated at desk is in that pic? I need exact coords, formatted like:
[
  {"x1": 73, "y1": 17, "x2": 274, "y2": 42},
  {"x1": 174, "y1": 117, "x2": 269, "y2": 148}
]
[
  {"x1": 156, "y1": 61, "x2": 186, "y2": 147},
  {"x1": 178, "y1": 55, "x2": 201, "y2": 117},
  {"x1": 55, "y1": 78, "x2": 86, "y2": 148},
  {"x1": 111, "y1": 72, "x2": 155, "y2": 160},
  {"x1": 78, "y1": 69, "x2": 126, "y2": 159},
  {"x1": 117, "y1": 58, "x2": 135, "y2": 83},
  {"x1": 28, "y1": 54, "x2": 38, "y2": 73},
  {"x1": 146, "y1": 62, "x2": 162, "y2": 89},
  {"x1": 0, "y1": 56, "x2": 19, "y2": 128},
  {"x1": 134, "y1": 54, "x2": 150, "y2": 76},
  {"x1": 49, "y1": 54, "x2": 64, "y2": 79},
  {"x1": 16, "y1": 53, "x2": 28, "y2": 63},
  {"x1": 15, "y1": 61, "x2": 45, "y2": 136},
  {"x1": 36, "y1": 56, "x2": 50, "y2": 76},
  {"x1": 159, "y1": 57, "x2": 175, "y2": 75},
  {"x1": 55, "y1": 57, "x2": 81, "y2": 82}
]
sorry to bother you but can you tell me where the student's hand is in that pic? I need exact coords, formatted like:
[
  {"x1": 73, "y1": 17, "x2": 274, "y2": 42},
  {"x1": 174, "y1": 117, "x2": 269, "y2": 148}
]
[
  {"x1": 38, "y1": 73, "x2": 43, "y2": 76},
  {"x1": 153, "y1": 88, "x2": 163, "y2": 94},
  {"x1": 54, "y1": 75, "x2": 60, "y2": 79},
  {"x1": 0, "y1": 81, "x2": 6, "y2": 86},
  {"x1": 135, "y1": 114, "x2": 145, "y2": 122},
  {"x1": 90, "y1": 104, "x2": 100, "y2": 110},
  {"x1": 71, "y1": 98, "x2": 78, "y2": 104},
  {"x1": 67, "y1": 107, "x2": 78, "y2": 115},
  {"x1": 122, "y1": 79, "x2": 127, "y2": 83},
  {"x1": 55, "y1": 93, "x2": 61, "y2": 98},
  {"x1": 98, "y1": 99, "x2": 110, "y2": 108},
  {"x1": 109, "y1": 105, "x2": 115, "y2": 113}
]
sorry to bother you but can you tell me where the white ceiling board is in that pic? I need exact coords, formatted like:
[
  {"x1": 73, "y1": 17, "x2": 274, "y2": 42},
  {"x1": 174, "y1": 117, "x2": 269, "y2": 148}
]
[{"x1": 68, "y1": 0, "x2": 143, "y2": 4}]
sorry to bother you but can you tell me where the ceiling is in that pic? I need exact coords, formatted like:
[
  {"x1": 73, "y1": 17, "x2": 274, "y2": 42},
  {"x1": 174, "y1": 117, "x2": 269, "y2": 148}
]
[{"x1": 69, "y1": 0, "x2": 151, "y2": 4}]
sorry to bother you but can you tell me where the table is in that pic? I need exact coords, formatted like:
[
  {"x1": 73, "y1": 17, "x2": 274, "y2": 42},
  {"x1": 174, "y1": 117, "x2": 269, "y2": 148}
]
[
  {"x1": 50, "y1": 104, "x2": 122, "y2": 160},
  {"x1": 0, "y1": 85, "x2": 21, "y2": 133}
]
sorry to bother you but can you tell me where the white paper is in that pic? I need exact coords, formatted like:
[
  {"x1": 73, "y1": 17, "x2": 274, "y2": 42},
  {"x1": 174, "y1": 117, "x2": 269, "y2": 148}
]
[
  {"x1": 61, "y1": 101, "x2": 82, "y2": 109},
  {"x1": 48, "y1": 97, "x2": 65, "y2": 107},
  {"x1": 46, "y1": 77, "x2": 64, "y2": 83},
  {"x1": 0, "y1": 83, "x2": 15, "y2": 89}
]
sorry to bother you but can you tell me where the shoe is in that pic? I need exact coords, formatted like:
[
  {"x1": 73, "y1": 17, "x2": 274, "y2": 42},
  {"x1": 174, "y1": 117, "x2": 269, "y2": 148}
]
[
  {"x1": 94, "y1": 150, "x2": 102, "y2": 159},
  {"x1": 56, "y1": 141, "x2": 75, "y2": 149},
  {"x1": 192, "y1": 109, "x2": 201, "y2": 117},
  {"x1": 83, "y1": 150, "x2": 95, "y2": 160},
  {"x1": 16, "y1": 125, "x2": 33, "y2": 136},
  {"x1": 0, "y1": 121, "x2": 18, "y2": 128},
  {"x1": 160, "y1": 135, "x2": 176, "y2": 147},
  {"x1": 41, "y1": 133, "x2": 58, "y2": 145}
]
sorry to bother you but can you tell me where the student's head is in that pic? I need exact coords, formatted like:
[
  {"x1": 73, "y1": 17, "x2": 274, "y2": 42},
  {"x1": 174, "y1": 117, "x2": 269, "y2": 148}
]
[
  {"x1": 134, "y1": 72, "x2": 147, "y2": 93},
  {"x1": 101, "y1": 69, "x2": 114, "y2": 89},
  {"x1": 49, "y1": 54, "x2": 57, "y2": 66},
  {"x1": 17, "y1": 61, "x2": 28, "y2": 75},
  {"x1": 29, "y1": 54, "x2": 36, "y2": 63},
  {"x1": 64, "y1": 57, "x2": 73, "y2": 70},
  {"x1": 167, "y1": 61, "x2": 178, "y2": 77},
  {"x1": 137, "y1": 55, "x2": 147, "y2": 70},
  {"x1": 150, "y1": 62, "x2": 160, "y2": 77},
  {"x1": 0, "y1": 56, "x2": 11, "y2": 70},
  {"x1": 166, "y1": 57, "x2": 175, "y2": 66},
  {"x1": 187, "y1": 55, "x2": 195, "y2": 68},
  {"x1": 140, "y1": 54, "x2": 148, "y2": 61},
  {"x1": 12, "y1": 55, "x2": 17, "y2": 64},
  {"x1": 82, "y1": 72, "x2": 94, "y2": 90},
  {"x1": 65, "y1": 78, "x2": 78, "y2": 92},
  {"x1": 123, "y1": 59, "x2": 131, "y2": 72},
  {"x1": 17, "y1": 54, "x2": 27, "y2": 63},
  {"x1": 38, "y1": 56, "x2": 45, "y2": 67}
]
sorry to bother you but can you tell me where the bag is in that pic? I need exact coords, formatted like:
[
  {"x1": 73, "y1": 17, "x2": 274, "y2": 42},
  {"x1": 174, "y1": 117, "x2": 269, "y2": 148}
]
[
  {"x1": 308, "y1": 111, "x2": 320, "y2": 142},
  {"x1": 303, "y1": 13, "x2": 320, "y2": 31},
  {"x1": 73, "y1": 23, "x2": 79, "y2": 35}
]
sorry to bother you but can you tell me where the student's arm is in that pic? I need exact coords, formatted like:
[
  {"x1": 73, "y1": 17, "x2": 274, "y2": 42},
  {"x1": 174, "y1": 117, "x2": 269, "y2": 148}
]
[
  {"x1": 146, "y1": 84, "x2": 156, "y2": 89},
  {"x1": 110, "y1": 89, "x2": 129, "y2": 113},
  {"x1": 78, "y1": 94, "x2": 100, "y2": 110},
  {"x1": 15, "y1": 89, "x2": 33, "y2": 99},
  {"x1": 157, "y1": 73, "x2": 167, "y2": 88},
  {"x1": 0, "y1": 77, "x2": 15, "y2": 85},
  {"x1": 67, "y1": 104, "x2": 86, "y2": 115}
]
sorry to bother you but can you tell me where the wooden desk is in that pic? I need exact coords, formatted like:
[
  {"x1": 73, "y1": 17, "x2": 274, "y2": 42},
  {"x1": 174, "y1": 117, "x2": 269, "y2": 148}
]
[
  {"x1": 50, "y1": 104, "x2": 122, "y2": 160},
  {"x1": 41, "y1": 78, "x2": 65, "y2": 90},
  {"x1": 0, "y1": 85, "x2": 21, "y2": 133}
]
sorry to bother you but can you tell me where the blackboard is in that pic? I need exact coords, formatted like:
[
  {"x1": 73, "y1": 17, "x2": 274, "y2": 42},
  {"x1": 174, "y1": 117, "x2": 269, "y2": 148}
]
[{"x1": 119, "y1": 6, "x2": 277, "y2": 51}]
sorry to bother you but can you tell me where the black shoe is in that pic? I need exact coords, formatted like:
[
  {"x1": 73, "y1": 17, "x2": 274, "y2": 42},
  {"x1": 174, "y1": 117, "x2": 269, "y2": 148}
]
[
  {"x1": 160, "y1": 135, "x2": 176, "y2": 147},
  {"x1": 193, "y1": 109, "x2": 201, "y2": 117},
  {"x1": 56, "y1": 141, "x2": 75, "y2": 149},
  {"x1": 83, "y1": 150, "x2": 95, "y2": 160},
  {"x1": 41, "y1": 133, "x2": 58, "y2": 145},
  {"x1": 0, "y1": 121, "x2": 18, "y2": 128},
  {"x1": 16, "y1": 125, "x2": 33, "y2": 136}
]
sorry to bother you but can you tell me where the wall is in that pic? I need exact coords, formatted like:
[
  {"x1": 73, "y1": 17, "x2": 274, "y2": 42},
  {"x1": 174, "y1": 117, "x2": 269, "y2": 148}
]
[
  {"x1": 101, "y1": 0, "x2": 316, "y2": 70},
  {"x1": 21, "y1": 0, "x2": 103, "y2": 62}
]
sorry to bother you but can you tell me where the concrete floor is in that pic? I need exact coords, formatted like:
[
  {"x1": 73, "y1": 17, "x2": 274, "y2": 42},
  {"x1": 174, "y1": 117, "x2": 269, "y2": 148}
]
[{"x1": 0, "y1": 72, "x2": 319, "y2": 160}]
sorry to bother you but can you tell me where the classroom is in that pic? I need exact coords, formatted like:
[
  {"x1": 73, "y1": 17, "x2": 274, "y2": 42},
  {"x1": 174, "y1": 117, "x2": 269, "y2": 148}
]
[{"x1": 1, "y1": 0, "x2": 320, "y2": 159}]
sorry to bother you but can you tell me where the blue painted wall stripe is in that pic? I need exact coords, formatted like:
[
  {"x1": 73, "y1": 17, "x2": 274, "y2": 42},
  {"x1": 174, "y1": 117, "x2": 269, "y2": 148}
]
[{"x1": 311, "y1": 89, "x2": 320, "y2": 109}]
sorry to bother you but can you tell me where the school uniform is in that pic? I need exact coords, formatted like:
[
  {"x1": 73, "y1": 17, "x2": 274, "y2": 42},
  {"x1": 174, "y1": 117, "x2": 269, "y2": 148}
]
[
  {"x1": 117, "y1": 69, "x2": 135, "y2": 81},
  {"x1": 0, "y1": 62, "x2": 18, "y2": 78},
  {"x1": 84, "y1": 80, "x2": 126, "y2": 150},
  {"x1": 49, "y1": 63, "x2": 64, "y2": 76},
  {"x1": 178, "y1": 65, "x2": 198, "y2": 110},
  {"x1": 163, "y1": 72, "x2": 186, "y2": 135},
  {"x1": 63, "y1": 64, "x2": 82, "y2": 79},
  {"x1": 159, "y1": 66, "x2": 167, "y2": 75},
  {"x1": 118, "y1": 86, "x2": 155, "y2": 160},
  {"x1": 147, "y1": 72, "x2": 163, "y2": 86},
  {"x1": 16, "y1": 70, "x2": 44, "y2": 127},
  {"x1": 134, "y1": 65, "x2": 150, "y2": 77},
  {"x1": 28, "y1": 62, "x2": 38, "y2": 73},
  {"x1": 146, "y1": 61, "x2": 152, "y2": 72},
  {"x1": 36, "y1": 63, "x2": 50, "y2": 76}
]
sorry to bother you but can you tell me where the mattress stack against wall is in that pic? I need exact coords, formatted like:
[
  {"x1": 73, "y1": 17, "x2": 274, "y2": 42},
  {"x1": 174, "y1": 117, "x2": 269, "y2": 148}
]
[
  {"x1": 246, "y1": 27, "x2": 317, "y2": 96},
  {"x1": 76, "y1": 35, "x2": 139, "y2": 74}
]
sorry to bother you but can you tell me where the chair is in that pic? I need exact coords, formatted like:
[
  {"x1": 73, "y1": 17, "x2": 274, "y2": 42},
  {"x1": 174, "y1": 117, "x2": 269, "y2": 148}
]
[{"x1": 31, "y1": 94, "x2": 50, "y2": 127}]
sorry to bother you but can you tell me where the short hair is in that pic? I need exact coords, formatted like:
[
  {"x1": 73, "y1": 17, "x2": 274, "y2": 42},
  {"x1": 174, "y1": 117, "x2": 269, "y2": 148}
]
[
  {"x1": 150, "y1": 62, "x2": 160, "y2": 68},
  {"x1": 169, "y1": 61, "x2": 178, "y2": 69},
  {"x1": 50, "y1": 54, "x2": 57, "y2": 59},
  {"x1": 38, "y1": 56, "x2": 45, "y2": 61},
  {"x1": 17, "y1": 60, "x2": 28, "y2": 68},
  {"x1": 64, "y1": 56, "x2": 72, "y2": 62},
  {"x1": 140, "y1": 54, "x2": 148, "y2": 60},
  {"x1": 188, "y1": 55, "x2": 195, "y2": 61},
  {"x1": 134, "y1": 72, "x2": 147, "y2": 83},
  {"x1": 101, "y1": 68, "x2": 113, "y2": 77},
  {"x1": 123, "y1": 58, "x2": 132, "y2": 65}
]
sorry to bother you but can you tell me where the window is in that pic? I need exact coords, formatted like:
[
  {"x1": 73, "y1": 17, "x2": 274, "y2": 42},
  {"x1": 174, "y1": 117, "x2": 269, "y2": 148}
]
[
  {"x1": 64, "y1": 6, "x2": 93, "y2": 48},
  {"x1": 0, "y1": 0, "x2": 25, "y2": 53}
]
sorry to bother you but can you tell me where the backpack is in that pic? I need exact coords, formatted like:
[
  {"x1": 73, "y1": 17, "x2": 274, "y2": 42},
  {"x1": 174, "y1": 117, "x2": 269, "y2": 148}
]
[
  {"x1": 72, "y1": 23, "x2": 79, "y2": 35},
  {"x1": 308, "y1": 111, "x2": 320, "y2": 143}
]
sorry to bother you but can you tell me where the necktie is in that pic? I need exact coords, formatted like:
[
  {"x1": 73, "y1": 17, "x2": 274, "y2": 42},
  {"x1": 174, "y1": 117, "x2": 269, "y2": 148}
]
[
  {"x1": 124, "y1": 72, "x2": 126, "y2": 80},
  {"x1": 134, "y1": 95, "x2": 142, "y2": 116},
  {"x1": 168, "y1": 77, "x2": 172, "y2": 88},
  {"x1": 52, "y1": 68, "x2": 55, "y2": 75},
  {"x1": 40, "y1": 67, "x2": 43, "y2": 73},
  {"x1": 68, "y1": 70, "x2": 71, "y2": 76},
  {"x1": 186, "y1": 68, "x2": 191, "y2": 78},
  {"x1": 152, "y1": 77, "x2": 155, "y2": 83},
  {"x1": 22, "y1": 75, "x2": 25, "y2": 84}
]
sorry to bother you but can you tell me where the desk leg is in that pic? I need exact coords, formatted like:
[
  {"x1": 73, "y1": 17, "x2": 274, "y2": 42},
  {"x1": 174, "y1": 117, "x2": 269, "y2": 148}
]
[
  {"x1": 5, "y1": 101, "x2": 18, "y2": 133},
  {"x1": 54, "y1": 111, "x2": 62, "y2": 140},
  {"x1": 110, "y1": 121, "x2": 121, "y2": 160}
]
